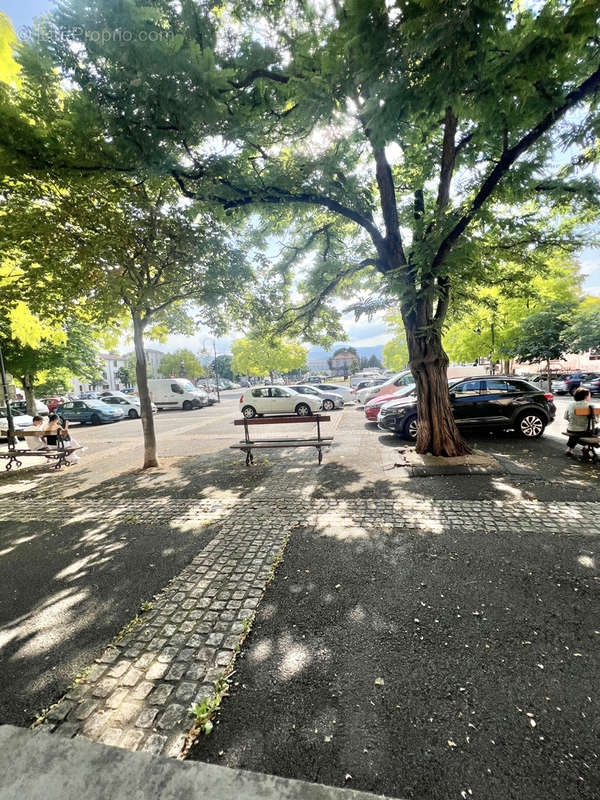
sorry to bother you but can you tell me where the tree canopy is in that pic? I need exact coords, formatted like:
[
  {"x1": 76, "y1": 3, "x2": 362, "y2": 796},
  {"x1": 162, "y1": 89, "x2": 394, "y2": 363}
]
[
  {"x1": 231, "y1": 336, "x2": 307, "y2": 380},
  {"x1": 159, "y1": 350, "x2": 205, "y2": 381}
]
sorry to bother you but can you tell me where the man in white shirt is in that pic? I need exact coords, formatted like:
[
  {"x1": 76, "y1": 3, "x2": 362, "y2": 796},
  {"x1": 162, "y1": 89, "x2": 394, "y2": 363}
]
[{"x1": 24, "y1": 416, "x2": 49, "y2": 451}]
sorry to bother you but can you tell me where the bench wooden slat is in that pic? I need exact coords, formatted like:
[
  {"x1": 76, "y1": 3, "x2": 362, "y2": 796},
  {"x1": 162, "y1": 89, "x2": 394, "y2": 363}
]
[
  {"x1": 231, "y1": 441, "x2": 332, "y2": 450},
  {"x1": 234, "y1": 415, "x2": 330, "y2": 426},
  {"x1": 573, "y1": 407, "x2": 600, "y2": 416},
  {"x1": 240, "y1": 436, "x2": 334, "y2": 444}
]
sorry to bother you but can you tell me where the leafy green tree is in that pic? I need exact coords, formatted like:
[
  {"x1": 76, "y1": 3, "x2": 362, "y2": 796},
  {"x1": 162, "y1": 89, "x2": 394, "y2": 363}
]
[
  {"x1": 506, "y1": 302, "x2": 577, "y2": 390},
  {"x1": 2, "y1": 178, "x2": 250, "y2": 467},
  {"x1": 562, "y1": 298, "x2": 600, "y2": 354},
  {"x1": 161, "y1": 1, "x2": 598, "y2": 455},
  {"x1": 159, "y1": 350, "x2": 204, "y2": 381},
  {"x1": 367, "y1": 355, "x2": 382, "y2": 369},
  {"x1": 383, "y1": 337, "x2": 409, "y2": 373},
  {"x1": 443, "y1": 260, "x2": 583, "y2": 366},
  {"x1": 116, "y1": 365, "x2": 133, "y2": 388},
  {"x1": 232, "y1": 337, "x2": 307, "y2": 384},
  {"x1": 0, "y1": 312, "x2": 103, "y2": 412},
  {"x1": 212, "y1": 355, "x2": 234, "y2": 382}
]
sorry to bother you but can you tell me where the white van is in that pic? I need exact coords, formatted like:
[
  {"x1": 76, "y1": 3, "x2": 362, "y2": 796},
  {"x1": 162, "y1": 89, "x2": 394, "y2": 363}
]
[{"x1": 147, "y1": 378, "x2": 208, "y2": 411}]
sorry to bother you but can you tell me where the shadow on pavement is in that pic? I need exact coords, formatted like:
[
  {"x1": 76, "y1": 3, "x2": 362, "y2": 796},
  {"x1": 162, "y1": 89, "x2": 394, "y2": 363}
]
[
  {"x1": 189, "y1": 505, "x2": 600, "y2": 800},
  {"x1": 0, "y1": 514, "x2": 218, "y2": 727}
]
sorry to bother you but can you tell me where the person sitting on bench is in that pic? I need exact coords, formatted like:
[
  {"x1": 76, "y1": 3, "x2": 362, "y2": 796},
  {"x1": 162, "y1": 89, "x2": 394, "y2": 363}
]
[
  {"x1": 564, "y1": 387, "x2": 595, "y2": 457},
  {"x1": 24, "y1": 415, "x2": 49, "y2": 451},
  {"x1": 43, "y1": 413, "x2": 68, "y2": 446}
]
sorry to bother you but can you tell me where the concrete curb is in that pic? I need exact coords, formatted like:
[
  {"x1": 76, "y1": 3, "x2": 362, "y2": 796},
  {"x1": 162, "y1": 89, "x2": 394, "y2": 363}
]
[{"x1": 0, "y1": 725, "x2": 397, "y2": 800}]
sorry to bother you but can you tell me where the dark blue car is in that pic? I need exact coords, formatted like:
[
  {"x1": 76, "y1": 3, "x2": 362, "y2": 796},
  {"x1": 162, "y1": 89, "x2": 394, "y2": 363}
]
[{"x1": 57, "y1": 399, "x2": 125, "y2": 425}]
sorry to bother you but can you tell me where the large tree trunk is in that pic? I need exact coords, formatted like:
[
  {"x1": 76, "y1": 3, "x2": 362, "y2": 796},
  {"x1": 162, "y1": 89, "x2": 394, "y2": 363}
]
[
  {"x1": 406, "y1": 327, "x2": 472, "y2": 457},
  {"x1": 21, "y1": 375, "x2": 36, "y2": 416},
  {"x1": 133, "y1": 314, "x2": 159, "y2": 469}
]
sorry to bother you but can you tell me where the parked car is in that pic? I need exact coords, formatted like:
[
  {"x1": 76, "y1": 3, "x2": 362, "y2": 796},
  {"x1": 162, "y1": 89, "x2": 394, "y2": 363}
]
[
  {"x1": 42, "y1": 397, "x2": 65, "y2": 412},
  {"x1": 364, "y1": 384, "x2": 416, "y2": 422},
  {"x1": 314, "y1": 383, "x2": 354, "y2": 404},
  {"x1": 56, "y1": 399, "x2": 125, "y2": 425},
  {"x1": 79, "y1": 392, "x2": 103, "y2": 400},
  {"x1": 355, "y1": 371, "x2": 413, "y2": 404},
  {"x1": 377, "y1": 376, "x2": 555, "y2": 440},
  {"x1": 581, "y1": 376, "x2": 600, "y2": 396},
  {"x1": 288, "y1": 384, "x2": 344, "y2": 411},
  {"x1": 552, "y1": 380, "x2": 569, "y2": 395},
  {"x1": 304, "y1": 376, "x2": 322, "y2": 384},
  {"x1": 565, "y1": 372, "x2": 599, "y2": 395},
  {"x1": 239, "y1": 386, "x2": 322, "y2": 418},
  {"x1": 0, "y1": 409, "x2": 33, "y2": 438},
  {"x1": 101, "y1": 392, "x2": 157, "y2": 418},
  {"x1": 10, "y1": 399, "x2": 49, "y2": 416}
]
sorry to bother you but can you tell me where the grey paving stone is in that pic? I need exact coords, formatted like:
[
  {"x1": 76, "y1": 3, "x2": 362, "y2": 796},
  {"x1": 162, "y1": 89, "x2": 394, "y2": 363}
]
[
  {"x1": 134, "y1": 708, "x2": 159, "y2": 729},
  {"x1": 156, "y1": 704, "x2": 186, "y2": 731},
  {"x1": 140, "y1": 732, "x2": 167, "y2": 754},
  {"x1": 149, "y1": 684, "x2": 174, "y2": 706}
]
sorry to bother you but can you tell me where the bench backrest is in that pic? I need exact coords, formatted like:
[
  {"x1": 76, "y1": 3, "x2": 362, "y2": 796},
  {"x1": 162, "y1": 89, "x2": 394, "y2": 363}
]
[
  {"x1": 0, "y1": 429, "x2": 47, "y2": 437},
  {"x1": 574, "y1": 407, "x2": 600, "y2": 416},
  {"x1": 234, "y1": 415, "x2": 331, "y2": 426}
]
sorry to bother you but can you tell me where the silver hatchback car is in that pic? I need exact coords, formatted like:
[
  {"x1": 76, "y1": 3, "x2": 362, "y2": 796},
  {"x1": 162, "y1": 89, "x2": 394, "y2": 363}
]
[{"x1": 287, "y1": 384, "x2": 344, "y2": 411}]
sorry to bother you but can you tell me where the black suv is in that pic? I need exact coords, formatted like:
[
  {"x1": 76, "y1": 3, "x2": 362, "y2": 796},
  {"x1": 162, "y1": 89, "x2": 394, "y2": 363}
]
[{"x1": 378, "y1": 376, "x2": 556, "y2": 440}]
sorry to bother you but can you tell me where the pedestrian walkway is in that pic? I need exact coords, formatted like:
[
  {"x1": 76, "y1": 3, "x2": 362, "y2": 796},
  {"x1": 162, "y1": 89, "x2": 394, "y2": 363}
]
[{"x1": 26, "y1": 492, "x2": 600, "y2": 757}]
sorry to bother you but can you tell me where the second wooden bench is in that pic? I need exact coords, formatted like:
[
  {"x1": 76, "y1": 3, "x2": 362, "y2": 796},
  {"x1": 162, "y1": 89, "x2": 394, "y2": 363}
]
[{"x1": 231, "y1": 415, "x2": 332, "y2": 465}]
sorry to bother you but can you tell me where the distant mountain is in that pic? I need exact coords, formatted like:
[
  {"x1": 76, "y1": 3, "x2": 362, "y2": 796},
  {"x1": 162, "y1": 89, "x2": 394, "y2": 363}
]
[{"x1": 307, "y1": 344, "x2": 385, "y2": 362}]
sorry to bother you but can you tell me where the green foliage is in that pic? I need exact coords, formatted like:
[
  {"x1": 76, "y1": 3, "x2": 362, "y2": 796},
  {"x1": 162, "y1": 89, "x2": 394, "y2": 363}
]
[
  {"x1": 0, "y1": 312, "x2": 103, "y2": 386},
  {"x1": 506, "y1": 302, "x2": 578, "y2": 365},
  {"x1": 158, "y1": 350, "x2": 204, "y2": 381},
  {"x1": 443, "y1": 259, "x2": 583, "y2": 362},
  {"x1": 212, "y1": 354, "x2": 234, "y2": 382},
  {"x1": 383, "y1": 337, "x2": 409, "y2": 372},
  {"x1": 116, "y1": 365, "x2": 132, "y2": 387},
  {"x1": 562, "y1": 299, "x2": 600, "y2": 353},
  {"x1": 231, "y1": 336, "x2": 307, "y2": 378}
]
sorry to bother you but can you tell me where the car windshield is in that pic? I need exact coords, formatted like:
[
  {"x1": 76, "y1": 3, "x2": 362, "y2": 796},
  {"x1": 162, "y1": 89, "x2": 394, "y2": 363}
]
[{"x1": 86, "y1": 400, "x2": 111, "y2": 408}]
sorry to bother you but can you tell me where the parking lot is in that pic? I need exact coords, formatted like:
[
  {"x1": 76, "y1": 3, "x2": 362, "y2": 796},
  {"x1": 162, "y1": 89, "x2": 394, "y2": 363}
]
[{"x1": 0, "y1": 388, "x2": 595, "y2": 505}]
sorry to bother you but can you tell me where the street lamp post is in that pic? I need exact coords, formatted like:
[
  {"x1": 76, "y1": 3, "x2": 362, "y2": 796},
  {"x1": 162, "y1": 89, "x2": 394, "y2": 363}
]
[
  {"x1": 201, "y1": 338, "x2": 220, "y2": 403},
  {"x1": 0, "y1": 344, "x2": 15, "y2": 439},
  {"x1": 474, "y1": 323, "x2": 496, "y2": 375}
]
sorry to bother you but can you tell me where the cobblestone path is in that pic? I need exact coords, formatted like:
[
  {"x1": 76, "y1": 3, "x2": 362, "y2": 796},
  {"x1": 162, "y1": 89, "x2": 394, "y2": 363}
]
[{"x1": 20, "y1": 495, "x2": 600, "y2": 757}]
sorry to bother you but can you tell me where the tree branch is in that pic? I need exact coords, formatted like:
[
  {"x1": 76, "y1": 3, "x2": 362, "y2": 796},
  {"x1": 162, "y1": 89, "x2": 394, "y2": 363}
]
[
  {"x1": 229, "y1": 69, "x2": 290, "y2": 89},
  {"x1": 436, "y1": 106, "x2": 458, "y2": 212},
  {"x1": 431, "y1": 63, "x2": 600, "y2": 273},
  {"x1": 172, "y1": 171, "x2": 387, "y2": 258}
]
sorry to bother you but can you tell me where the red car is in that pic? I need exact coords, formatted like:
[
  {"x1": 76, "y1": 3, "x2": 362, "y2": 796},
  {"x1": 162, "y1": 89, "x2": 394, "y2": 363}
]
[
  {"x1": 43, "y1": 397, "x2": 63, "y2": 412},
  {"x1": 364, "y1": 385, "x2": 416, "y2": 422}
]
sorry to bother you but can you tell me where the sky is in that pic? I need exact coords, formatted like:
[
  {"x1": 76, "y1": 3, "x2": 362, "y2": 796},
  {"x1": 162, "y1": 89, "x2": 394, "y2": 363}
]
[{"x1": 3, "y1": 0, "x2": 599, "y2": 359}]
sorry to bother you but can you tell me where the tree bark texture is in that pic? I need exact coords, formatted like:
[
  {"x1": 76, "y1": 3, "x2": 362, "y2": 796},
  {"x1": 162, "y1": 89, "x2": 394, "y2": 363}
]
[
  {"x1": 133, "y1": 315, "x2": 159, "y2": 469},
  {"x1": 21, "y1": 375, "x2": 36, "y2": 416},
  {"x1": 405, "y1": 326, "x2": 472, "y2": 457}
]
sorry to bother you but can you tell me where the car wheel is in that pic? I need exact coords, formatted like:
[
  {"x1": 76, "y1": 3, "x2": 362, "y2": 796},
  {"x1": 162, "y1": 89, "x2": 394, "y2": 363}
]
[
  {"x1": 183, "y1": 400, "x2": 193, "y2": 411},
  {"x1": 322, "y1": 399, "x2": 334, "y2": 411},
  {"x1": 91, "y1": 413, "x2": 100, "y2": 425},
  {"x1": 403, "y1": 414, "x2": 418, "y2": 441},
  {"x1": 516, "y1": 412, "x2": 545, "y2": 438},
  {"x1": 242, "y1": 405, "x2": 257, "y2": 419},
  {"x1": 128, "y1": 408, "x2": 138, "y2": 419},
  {"x1": 295, "y1": 403, "x2": 312, "y2": 417}
]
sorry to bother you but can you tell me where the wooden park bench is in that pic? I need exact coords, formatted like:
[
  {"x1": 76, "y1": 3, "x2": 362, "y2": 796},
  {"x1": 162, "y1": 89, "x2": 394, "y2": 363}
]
[
  {"x1": 231, "y1": 414, "x2": 333, "y2": 465},
  {"x1": 562, "y1": 406, "x2": 600, "y2": 463},
  {"x1": 0, "y1": 429, "x2": 83, "y2": 471}
]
